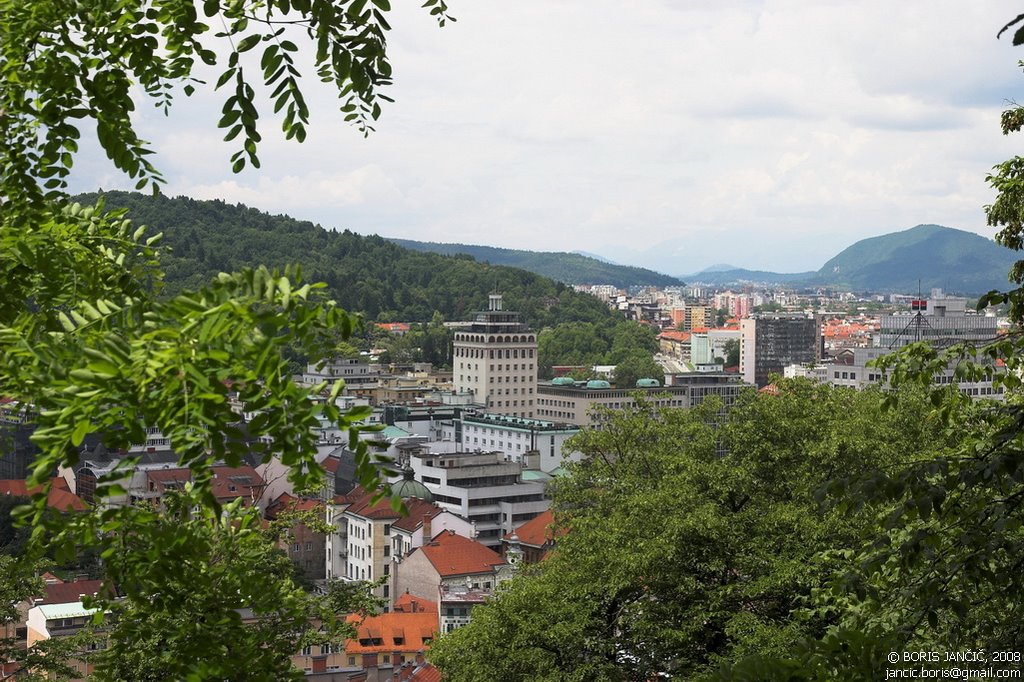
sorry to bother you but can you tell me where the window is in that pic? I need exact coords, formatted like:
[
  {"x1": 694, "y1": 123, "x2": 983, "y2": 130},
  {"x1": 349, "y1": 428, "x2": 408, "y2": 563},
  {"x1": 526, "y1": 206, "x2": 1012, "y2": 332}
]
[
  {"x1": 348, "y1": 656, "x2": 356, "y2": 666},
  {"x1": 322, "y1": 643, "x2": 333, "y2": 654},
  {"x1": 383, "y1": 523, "x2": 391, "y2": 536},
  {"x1": 301, "y1": 645, "x2": 312, "y2": 656},
  {"x1": 383, "y1": 654, "x2": 391, "y2": 663}
]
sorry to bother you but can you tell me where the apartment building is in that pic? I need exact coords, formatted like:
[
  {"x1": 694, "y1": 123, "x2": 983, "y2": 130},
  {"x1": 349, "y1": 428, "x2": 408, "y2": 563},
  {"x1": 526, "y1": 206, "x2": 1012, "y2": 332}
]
[{"x1": 740, "y1": 314, "x2": 820, "y2": 387}]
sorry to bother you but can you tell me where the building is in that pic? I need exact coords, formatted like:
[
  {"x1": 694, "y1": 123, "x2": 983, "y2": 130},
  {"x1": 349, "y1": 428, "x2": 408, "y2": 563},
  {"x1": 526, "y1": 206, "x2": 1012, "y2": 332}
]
[
  {"x1": 0, "y1": 399, "x2": 37, "y2": 480},
  {"x1": 536, "y1": 371, "x2": 746, "y2": 426},
  {"x1": 740, "y1": 315, "x2": 820, "y2": 387},
  {"x1": 68, "y1": 461, "x2": 266, "y2": 510},
  {"x1": 0, "y1": 477, "x2": 86, "y2": 512},
  {"x1": 876, "y1": 293, "x2": 997, "y2": 350},
  {"x1": 450, "y1": 412, "x2": 580, "y2": 472},
  {"x1": 402, "y1": 448, "x2": 549, "y2": 549},
  {"x1": 827, "y1": 347, "x2": 1004, "y2": 401},
  {"x1": 684, "y1": 306, "x2": 711, "y2": 331},
  {"x1": 327, "y1": 484, "x2": 444, "y2": 602},
  {"x1": 393, "y1": 529, "x2": 514, "y2": 632},
  {"x1": 266, "y1": 494, "x2": 328, "y2": 582},
  {"x1": 452, "y1": 294, "x2": 538, "y2": 418},
  {"x1": 500, "y1": 508, "x2": 563, "y2": 565},
  {"x1": 296, "y1": 357, "x2": 382, "y2": 401},
  {"x1": 288, "y1": 596, "x2": 438, "y2": 677},
  {"x1": 26, "y1": 597, "x2": 107, "y2": 681}
]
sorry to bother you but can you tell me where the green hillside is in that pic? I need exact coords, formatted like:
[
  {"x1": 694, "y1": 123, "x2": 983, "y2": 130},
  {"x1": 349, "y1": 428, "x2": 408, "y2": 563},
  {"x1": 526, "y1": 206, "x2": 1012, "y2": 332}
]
[
  {"x1": 388, "y1": 238, "x2": 682, "y2": 288},
  {"x1": 816, "y1": 224, "x2": 1017, "y2": 293},
  {"x1": 73, "y1": 192, "x2": 619, "y2": 329}
]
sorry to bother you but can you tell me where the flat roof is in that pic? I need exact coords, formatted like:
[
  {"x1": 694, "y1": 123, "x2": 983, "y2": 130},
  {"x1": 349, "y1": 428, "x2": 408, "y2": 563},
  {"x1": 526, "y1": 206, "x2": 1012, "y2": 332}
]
[{"x1": 36, "y1": 601, "x2": 98, "y2": 620}]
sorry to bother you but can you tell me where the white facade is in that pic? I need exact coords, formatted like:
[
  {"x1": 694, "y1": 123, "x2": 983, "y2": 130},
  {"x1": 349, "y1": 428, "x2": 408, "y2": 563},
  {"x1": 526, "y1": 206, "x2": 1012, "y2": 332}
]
[
  {"x1": 783, "y1": 363, "x2": 830, "y2": 382},
  {"x1": 876, "y1": 294, "x2": 997, "y2": 350},
  {"x1": 456, "y1": 413, "x2": 581, "y2": 472},
  {"x1": 826, "y1": 348, "x2": 1004, "y2": 401},
  {"x1": 405, "y1": 450, "x2": 549, "y2": 549}
]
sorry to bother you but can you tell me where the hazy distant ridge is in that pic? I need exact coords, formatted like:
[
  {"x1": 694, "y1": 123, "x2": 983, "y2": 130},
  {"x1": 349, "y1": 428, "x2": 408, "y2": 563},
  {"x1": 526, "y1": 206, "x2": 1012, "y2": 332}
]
[
  {"x1": 681, "y1": 224, "x2": 1017, "y2": 294},
  {"x1": 388, "y1": 238, "x2": 682, "y2": 288}
]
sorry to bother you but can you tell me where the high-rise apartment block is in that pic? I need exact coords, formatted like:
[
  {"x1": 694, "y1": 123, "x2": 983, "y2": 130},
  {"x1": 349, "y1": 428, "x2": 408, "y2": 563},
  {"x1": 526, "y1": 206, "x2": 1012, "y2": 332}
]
[
  {"x1": 452, "y1": 294, "x2": 538, "y2": 418},
  {"x1": 740, "y1": 314, "x2": 820, "y2": 387}
]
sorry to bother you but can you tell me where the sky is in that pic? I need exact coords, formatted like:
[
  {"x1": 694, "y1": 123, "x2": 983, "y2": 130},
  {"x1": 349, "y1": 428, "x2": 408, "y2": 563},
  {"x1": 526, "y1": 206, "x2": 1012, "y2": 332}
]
[{"x1": 68, "y1": 1, "x2": 1024, "y2": 276}]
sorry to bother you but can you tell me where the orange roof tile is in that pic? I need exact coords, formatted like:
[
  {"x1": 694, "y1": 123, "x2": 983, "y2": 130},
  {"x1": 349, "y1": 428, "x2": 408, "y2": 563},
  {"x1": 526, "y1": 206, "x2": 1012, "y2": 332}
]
[
  {"x1": 0, "y1": 478, "x2": 86, "y2": 511},
  {"x1": 658, "y1": 331, "x2": 690, "y2": 342},
  {"x1": 504, "y1": 509, "x2": 565, "y2": 548},
  {"x1": 343, "y1": 610, "x2": 437, "y2": 655},
  {"x1": 393, "y1": 592, "x2": 438, "y2": 615},
  {"x1": 418, "y1": 530, "x2": 506, "y2": 577}
]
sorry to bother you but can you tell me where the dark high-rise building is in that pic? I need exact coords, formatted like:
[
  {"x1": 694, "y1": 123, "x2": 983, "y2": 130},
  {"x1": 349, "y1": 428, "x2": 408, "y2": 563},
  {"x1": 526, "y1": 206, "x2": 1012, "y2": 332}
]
[{"x1": 740, "y1": 314, "x2": 819, "y2": 387}]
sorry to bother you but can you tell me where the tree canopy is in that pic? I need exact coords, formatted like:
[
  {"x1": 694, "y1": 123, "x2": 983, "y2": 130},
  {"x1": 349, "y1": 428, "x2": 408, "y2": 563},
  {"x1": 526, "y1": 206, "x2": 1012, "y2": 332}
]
[
  {"x1": 0, "y1": 0, "x2": 450, "y2": 677},
  {"x1": 430, "y1": 383, "x2": 947, "y2": 680}
]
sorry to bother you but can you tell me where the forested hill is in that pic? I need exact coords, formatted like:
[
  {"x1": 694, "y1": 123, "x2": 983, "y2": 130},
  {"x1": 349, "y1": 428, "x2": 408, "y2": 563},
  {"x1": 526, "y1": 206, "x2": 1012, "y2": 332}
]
[
  {"x1": 74, "y1": 192, "x2": 618, "y2": 328},
  {"x1": 388, "y1": 238, "x2": 683, "y2": 288}
]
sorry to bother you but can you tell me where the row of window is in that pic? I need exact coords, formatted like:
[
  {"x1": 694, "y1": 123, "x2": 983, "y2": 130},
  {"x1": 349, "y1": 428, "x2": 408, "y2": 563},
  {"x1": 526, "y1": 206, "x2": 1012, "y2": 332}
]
[{"x1": 455, "y1": 347, "x2": 536, "y2": 359}]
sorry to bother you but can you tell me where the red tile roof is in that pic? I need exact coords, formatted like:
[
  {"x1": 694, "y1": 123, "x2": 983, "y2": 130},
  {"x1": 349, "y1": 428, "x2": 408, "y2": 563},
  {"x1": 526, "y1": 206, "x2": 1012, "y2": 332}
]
[
  {"x1": 658, "y1": 330, "x2": 690, "y2": 343},
  {"x1": 321, "y1": 455, "x2": 341, "y2": 475},
  {"x1": 393, "y1": 592, "x2": 438, "y2": 615},
  {"x1": 409, "y1": 663, "x2": 441, "y2": 682},
  {"x1": 265, "y1": 493, "x2": 323, "y2": 520},
  {"x1": 40, "y1": 578, "x2": 106, "y2": 605},
  {"x1": 0, "y1": 478, "x2": 86, "y2": 511},
  {"x1": 391, "y1": 498, "x2": 444, "y2": 533},
  {"x1": 145, "y1": 466, "x2": 265, "y2": 503},
  {"x1": 418, "y1": 530, "x2": 506, "y2": 577},
  {"x1": 504, "y1": 509, "x2": 564, "y2": 548},
  {"x1": 342, "y1": 486, "x2": 405, "y2": 521},
  {"x1": 343, "y1": 610, "x2": 437, "y2": 655}
]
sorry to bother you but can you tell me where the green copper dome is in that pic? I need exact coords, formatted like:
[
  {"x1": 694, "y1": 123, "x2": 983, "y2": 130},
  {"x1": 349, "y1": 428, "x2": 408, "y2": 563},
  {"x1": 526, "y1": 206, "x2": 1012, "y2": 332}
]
[{"x1": 392, "y1": 467, "x2": 434, "y2": 502}]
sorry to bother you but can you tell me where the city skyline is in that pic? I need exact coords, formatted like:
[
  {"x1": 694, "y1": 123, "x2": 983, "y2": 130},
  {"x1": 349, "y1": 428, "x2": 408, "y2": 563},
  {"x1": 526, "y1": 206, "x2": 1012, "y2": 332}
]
[{"x1": 67, "y1": 1, "x2": 1023, "y2": 274}]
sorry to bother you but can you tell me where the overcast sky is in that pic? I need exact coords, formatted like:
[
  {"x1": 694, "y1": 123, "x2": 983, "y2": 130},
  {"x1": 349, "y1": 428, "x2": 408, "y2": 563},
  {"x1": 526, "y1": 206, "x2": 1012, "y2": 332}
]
[{"x1": 68, "y1": 1, "x2": 1024, "y2": 276}]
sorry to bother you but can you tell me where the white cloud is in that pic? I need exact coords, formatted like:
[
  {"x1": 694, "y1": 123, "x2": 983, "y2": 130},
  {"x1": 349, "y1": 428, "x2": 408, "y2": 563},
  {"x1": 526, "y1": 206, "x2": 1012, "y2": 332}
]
[{"x1": 67, "y1": 0, "x2": 1024, "y2": 276}]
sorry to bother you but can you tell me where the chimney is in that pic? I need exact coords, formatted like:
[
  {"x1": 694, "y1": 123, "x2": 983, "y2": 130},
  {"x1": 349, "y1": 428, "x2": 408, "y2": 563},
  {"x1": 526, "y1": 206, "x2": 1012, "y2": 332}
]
[{"x1": 421, "y1": 512, "x2": 432, "y2": 542}]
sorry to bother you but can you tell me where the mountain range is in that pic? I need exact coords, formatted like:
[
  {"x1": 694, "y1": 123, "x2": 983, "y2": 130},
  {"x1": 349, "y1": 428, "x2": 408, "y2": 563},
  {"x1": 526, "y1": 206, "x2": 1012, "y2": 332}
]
[
  {"x1": 387, "y1": 238, "x2": 681, "y2": 289},
  {"x1": 681, "y1": 225, "x2": 1018, "y2": 294},
  {"x1": 392, "y1": 224, "x2": 1019, "y2": 295},
  {"x1": 73, "y1": 191, "x2": 620, "y2": 329}
]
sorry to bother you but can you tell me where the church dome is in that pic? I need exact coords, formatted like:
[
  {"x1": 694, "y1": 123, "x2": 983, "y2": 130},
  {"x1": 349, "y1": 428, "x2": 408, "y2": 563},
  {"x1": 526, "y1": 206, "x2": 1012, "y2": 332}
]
[{"x1": 392, "y1": 467, "x2": 434, "y2": 502}]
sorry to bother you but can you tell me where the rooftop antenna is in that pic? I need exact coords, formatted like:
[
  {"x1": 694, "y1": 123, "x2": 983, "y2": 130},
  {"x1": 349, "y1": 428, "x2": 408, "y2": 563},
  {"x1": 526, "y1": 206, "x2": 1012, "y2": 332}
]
[{"x1": 889, "y1": 278, "x2": 932, "y2": 349}]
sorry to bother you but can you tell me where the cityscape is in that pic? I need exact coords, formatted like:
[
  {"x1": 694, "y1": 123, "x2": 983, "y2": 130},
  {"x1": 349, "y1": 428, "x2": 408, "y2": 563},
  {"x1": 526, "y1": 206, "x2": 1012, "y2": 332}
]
[{"x1": 2, "y1": 2, "x2": 1024, "y2": 681}]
